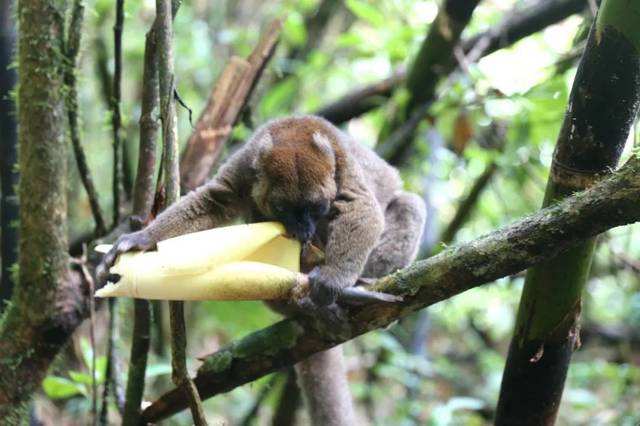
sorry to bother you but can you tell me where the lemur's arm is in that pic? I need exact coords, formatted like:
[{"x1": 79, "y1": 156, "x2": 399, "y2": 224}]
[
  {"x1": 97, "y1": 148, "x2": 254, "y2": 282},
  {"x1": 309, "y1": 160, "x2": 384, "y2": 306}
]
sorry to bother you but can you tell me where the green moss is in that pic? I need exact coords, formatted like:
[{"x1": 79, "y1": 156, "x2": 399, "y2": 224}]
[
  {"x1": 198, "y1": 320, "x2": 304, "y2": 375},
  {"x1": 233, "y1": 320, "x2": 304, "y2": 358},
  {"x1": 198, "y1": 349, "x2": 233, "y2": 375}
]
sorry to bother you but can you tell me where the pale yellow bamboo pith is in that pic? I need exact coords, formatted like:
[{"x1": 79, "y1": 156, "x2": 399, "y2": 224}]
[{"x1": 95, "y1": 222, "x2": 303, "y2": 300}]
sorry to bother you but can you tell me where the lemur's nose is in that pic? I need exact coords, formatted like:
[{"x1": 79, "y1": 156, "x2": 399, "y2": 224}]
[
  {"x1": 286, "y1": 211, "x2": 316, "y2": 243},
  {"x1": 290, "y1": 224, "x2": 314, "y2": 242}
]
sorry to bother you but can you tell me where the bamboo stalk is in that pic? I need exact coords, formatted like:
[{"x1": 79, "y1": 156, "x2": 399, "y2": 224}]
[{"x1": 495, "y1": 1, "x2": 640, "y2": 423}]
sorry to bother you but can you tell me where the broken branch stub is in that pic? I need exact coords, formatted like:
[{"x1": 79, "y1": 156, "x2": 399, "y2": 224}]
[{"x1": 180, "y1": 19, "x2": 282, "y2": 191}]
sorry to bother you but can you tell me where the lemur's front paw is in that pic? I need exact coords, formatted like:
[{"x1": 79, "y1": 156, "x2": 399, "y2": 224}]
[
  {"x1": 97, "y1": 231, "x2": 156, "y2": 285},
  {"x1": 308, "y1": 267, "x2": 343, "y2": 307}
]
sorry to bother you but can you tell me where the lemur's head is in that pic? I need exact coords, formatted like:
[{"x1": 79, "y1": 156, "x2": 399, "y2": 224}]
[{"x1": 252, "y1": 121, "x2": 337, "y2": 242}]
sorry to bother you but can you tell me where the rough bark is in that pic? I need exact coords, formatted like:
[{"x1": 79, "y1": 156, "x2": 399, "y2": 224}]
[
  {"x1": 141, "y1": 155, "x2": 640, "y2": 422},
  {"x1": 0, "y1": 0, "x2": 86, "y2": 421},
  {"x1": 495, "y1": 1, "x2": 640, "y2": 424},
  {"x1": 0, "y1": 0, "x2": 18, "y2": 310},
  {"x1": 315, "y1": 0, "x2": 589, "y2": 126}
]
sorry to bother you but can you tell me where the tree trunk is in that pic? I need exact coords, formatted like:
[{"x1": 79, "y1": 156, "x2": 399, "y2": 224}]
[
  {"x1": 0, "y1": 0, "x2": 82, "y2": 421},
  {"x1": 495, "y1": 1, "x2": 640, "y2": 424}
]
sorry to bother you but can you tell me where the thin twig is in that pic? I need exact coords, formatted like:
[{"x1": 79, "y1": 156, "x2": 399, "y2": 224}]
[
  {"x1": 64, "y1": 0, "x2": 106, "y2": 236},
  {"x1": 156, "y1": 0, "x2": 207, "y2": 423},
  {"x1": 100, "y1": 2, "x2": 125, "y2": 423},
  {"x1": 89, "y1": 297, "x2": 98, "y2": 425},
  {"x1": 63, "y1": 3, "x2": 101, "y2": 421},
  {"x1": 174, "y1": 87, "x2": 193, "y2": 128},
  {"x1": 111, "y1": 0, "x2": 125, "y2": 225},
  {"x1": 99, "y1": 299, "x2": 117, "y2": 425},
  {"x1": 71, "y1": 248, "x2": 97, "y2": 426}
]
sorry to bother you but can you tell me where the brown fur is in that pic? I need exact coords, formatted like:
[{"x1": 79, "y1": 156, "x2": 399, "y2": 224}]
[{"x1": 264, "y1": 144, "x2": 332, "y2": 191}]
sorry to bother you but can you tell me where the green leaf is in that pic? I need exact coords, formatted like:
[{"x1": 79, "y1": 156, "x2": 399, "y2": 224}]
[
  {"x1": 336, "y1": 32, "x2": 365, "y2": 49},
  {"x1": 259, "y1": 78, "x2": 299, "y2": 118},
  {"x1": 95, "y1": 356, "x2": 107, "y2": 383},
  {"x1": 345, "y1": 0, "x2": 385, "y2": 28},
  {"x1": 283, "y1": 12, "x2": 307, "y2": 47},
  {"x1": 69, "y1": 371, "x2": 93, "y2": 386},
  {"x1": 42, "y1": 377, "x2": 85, "y2": 400}
]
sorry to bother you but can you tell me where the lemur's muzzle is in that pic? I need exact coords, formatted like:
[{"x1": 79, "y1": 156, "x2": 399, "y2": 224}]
[{"x1": 281, "y1": 209, "x2": 316, "y2": 243}]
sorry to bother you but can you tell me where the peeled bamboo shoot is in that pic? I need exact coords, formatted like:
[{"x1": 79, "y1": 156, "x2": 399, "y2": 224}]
[{"x1": 95, "y1": 222, "x2": 304, "y2": 301}]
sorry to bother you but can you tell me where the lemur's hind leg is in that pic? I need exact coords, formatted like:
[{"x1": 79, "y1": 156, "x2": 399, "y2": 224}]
[
  {"x1": 295, "y1": 193, "x2": 424, "y2": 426},
  {"x1": 362, "y1": 191, "x2": 426, "y2": 278}
]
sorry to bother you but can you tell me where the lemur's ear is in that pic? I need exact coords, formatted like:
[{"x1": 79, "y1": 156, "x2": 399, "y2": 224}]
[
  {"x1": 253, "y1": 132, "x2": 274, "y2": 169},
  {"x1": 312, "y1": 132, "x2": 334, "y2": 159}
]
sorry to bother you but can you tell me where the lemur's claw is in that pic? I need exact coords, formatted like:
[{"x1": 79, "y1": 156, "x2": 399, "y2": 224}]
[{"x1": 338, "y1": 287, "x2": 403, "y2": 305}]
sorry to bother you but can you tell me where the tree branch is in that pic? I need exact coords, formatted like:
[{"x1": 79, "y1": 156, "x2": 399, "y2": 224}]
[
  {"x1": 141, "y1": 155, "x2": 640, "y2": 423},
  {"x1": 111, "y1": 0, "x2": 125, "y2": 225},
  {"x1": 64, "y1": 0, "x2": 107, "y2": 236},
  {"x1": 315, "y1": 70, "x2": 404, "y2": 124},
  {"x1": 377, "y1": 0, "x2": 481, "y2": 143}
]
